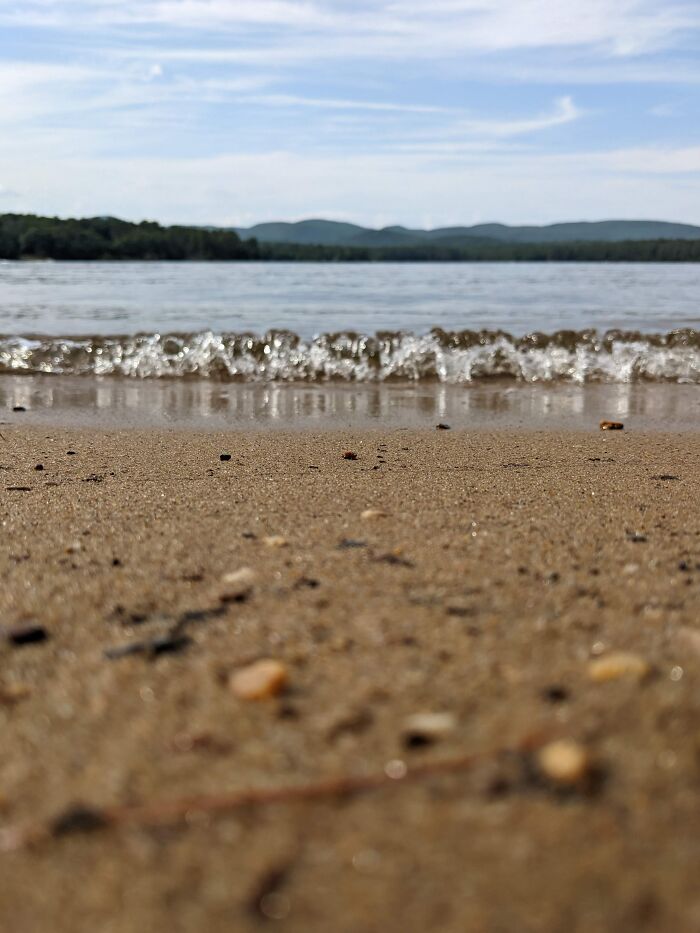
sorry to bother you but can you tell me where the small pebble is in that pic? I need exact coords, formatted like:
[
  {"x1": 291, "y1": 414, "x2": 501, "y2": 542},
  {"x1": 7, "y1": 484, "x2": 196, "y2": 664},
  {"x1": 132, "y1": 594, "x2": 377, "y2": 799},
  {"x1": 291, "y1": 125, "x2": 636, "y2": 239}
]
[
  {"x1": 12, "y1": 406, "x2": 26, "y2": 412},
  {"x1": 2, "y1": 624, "x2": 48, "y2": 646},
  {"x1": 542, "y1": 685, "x2": 569, "y2": 703},
  {"x1": 34, "y1": 464, "x2": 44, "y2": 471},
  {"x1": 536, "y1": 739, "x2": 591, "y2": 787},
  {"x1": 588, "y1": 651, "x2": 651, "y2": 683},
  {"x1": 361, "y1": 509, "x2": 388, "y2": 521},
  {"x1": 599, "y1": 420, "x2": 624, "y2": 430},
  {"x1": 219, "y1": 454, "x2": 231, "y2": 462},
  {"x1": 343, "y1": 451, "x2": 358, "y2": 460},
  {"x1": 229, "y1": 659, "x2": 288, "y2": 700},
  {"x1": 0, "y1": 683, "x2": 32, "y2": 704},
  {"x1": 402, "y1": 712, "x2": 457, "y2": 748},
  {"x1": 436, "y1": 423, "x2": 451, "y2": 430},
  {"x1": 263, "y1": 535, "x2": 288, "y2": 549},
  {"x1": 338, "y1": 538, "x2": 367, "y2": 549},
  {"x1": 219, "y1": 567, "x2": 257, "y2": 602}
]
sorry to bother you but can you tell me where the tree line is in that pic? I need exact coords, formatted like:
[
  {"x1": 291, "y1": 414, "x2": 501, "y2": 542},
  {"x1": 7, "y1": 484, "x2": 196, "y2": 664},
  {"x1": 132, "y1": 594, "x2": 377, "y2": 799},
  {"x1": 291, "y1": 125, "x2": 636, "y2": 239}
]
[{"x1": 2, "y1": 213, "x2": 700, "y2": 262}]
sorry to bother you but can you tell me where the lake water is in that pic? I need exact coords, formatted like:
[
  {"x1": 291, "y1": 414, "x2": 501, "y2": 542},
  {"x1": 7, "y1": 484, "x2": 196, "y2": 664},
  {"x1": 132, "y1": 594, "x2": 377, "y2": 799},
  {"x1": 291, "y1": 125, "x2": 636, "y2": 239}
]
[
  {"x1": 0, "y1": 261, "x2": 698, "y2": 385},
  {"x1": 1, "y1": 261, "x2": 699, "y2": 337}
]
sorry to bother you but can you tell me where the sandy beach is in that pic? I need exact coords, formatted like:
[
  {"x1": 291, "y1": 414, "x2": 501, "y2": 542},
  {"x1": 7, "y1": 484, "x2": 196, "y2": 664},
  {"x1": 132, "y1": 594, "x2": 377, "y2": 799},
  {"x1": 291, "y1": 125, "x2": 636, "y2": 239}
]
[{"x1": 0, "y1": 424, "x2": 699, "y2": 932}]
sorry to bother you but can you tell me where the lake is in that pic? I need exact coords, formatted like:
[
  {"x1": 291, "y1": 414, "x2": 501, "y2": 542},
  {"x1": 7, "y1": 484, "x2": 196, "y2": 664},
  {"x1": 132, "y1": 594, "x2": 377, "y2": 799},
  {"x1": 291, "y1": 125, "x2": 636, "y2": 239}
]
[{"x1": 0, "y1": 261, "x2": 698, "y2": 384}]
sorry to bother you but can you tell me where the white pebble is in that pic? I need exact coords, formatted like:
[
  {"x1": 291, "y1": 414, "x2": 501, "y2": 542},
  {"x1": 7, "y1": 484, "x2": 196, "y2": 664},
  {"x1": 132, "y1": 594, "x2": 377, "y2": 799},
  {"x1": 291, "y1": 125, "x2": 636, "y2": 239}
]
[{"x1": 219, "y1": 567, "x2": 257, "y2": 601}]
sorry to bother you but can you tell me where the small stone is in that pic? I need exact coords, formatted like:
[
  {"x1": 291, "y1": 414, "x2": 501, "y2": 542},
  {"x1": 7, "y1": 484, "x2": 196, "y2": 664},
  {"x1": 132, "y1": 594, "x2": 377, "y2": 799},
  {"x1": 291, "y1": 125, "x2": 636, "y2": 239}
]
[
  {"x1": 230, "y1": 659, "x2": 288, "y2": 700},
  {"x1": 436, "y1": 423, "x2": 451, "y2": 430},
  {"x1": 219, "y1": 567, "x2": 257, "y2": 602},
  {"x1": 444, "y1": 596, "x2": 475, "y2": 617},
  {"x1": 104, "y1": 634, "x2": 192, "y2": 660},
  {"x1": 536, "y1": 739, "x2": 591, "y2": 786},
  {"x1": 219, "y1": 454, "x2": 231, "y2": 462},
  {"x1": 0, "y1": 683, "x2": 32, "y2": 704},
  {"x1": 263, "y1": 535, "x2": 288, "y2": 549},
  {"x1": 338, "y1": 538, "x2": 367, "y2": 549},
  {"x1": 2, "y1": 624, "x2": 48, "y2": 646},
  {"x1": 588, "y1": 651, "x2": 651, "y2": 683},
  {"x1": 402, "y1": 712, "x2": 457, "y2": 748},
  {"x1": 343, "y1": 451, "x2": 358, "y2": 460},
  {"x1": 600, "y1": 420, "x2": 624, "y2": 430},
  {"x1": 361, "y1": 509, "x2": 388, "y2": 521},
  {"x1": 34, "y1": 464, "x2": 44, "y2": 471},
  {"x1": 12, "y1": 406, "x2": 26, "y2": 413},
  {"x1": 66, "y1": 540, "x2": 83, "y2": 554},
  {"x1": 51, "y1": 805, "x2": 107, "y2": 837},
  {"x1": 542, "y1": 685, "x2": 569, "y2": 703}
]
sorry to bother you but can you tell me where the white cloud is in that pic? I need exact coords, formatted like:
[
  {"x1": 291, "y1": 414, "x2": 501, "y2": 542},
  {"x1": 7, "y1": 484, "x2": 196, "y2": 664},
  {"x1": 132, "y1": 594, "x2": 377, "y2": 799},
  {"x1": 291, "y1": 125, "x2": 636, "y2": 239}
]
[
  {"x1": 1, "y1": 0, "x2": 698, "y2": 60},
  {"x1": 1, "y1": 145, "x2": 698, "y2": 227},
  {"x1": 454, "y1": 96, "x2": 580, "y2": 138},
  {"x1": 242, "y1": 94, "x2": 451, "y2": 114}
]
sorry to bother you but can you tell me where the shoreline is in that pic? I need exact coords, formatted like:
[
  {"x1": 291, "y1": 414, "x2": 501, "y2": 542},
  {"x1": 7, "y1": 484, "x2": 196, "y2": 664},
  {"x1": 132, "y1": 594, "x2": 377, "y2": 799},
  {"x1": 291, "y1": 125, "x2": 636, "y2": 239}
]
[
  {"x1": 0, "y1": 425, "x2": 699, "y2": 931},
  {"x1": 2, "y1": 375, "x2": 699, "y2": 433}
]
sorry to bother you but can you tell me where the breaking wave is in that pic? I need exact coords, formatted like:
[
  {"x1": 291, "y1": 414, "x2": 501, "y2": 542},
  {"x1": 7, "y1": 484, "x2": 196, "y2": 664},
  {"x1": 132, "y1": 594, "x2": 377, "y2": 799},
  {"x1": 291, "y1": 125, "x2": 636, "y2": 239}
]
[{"x1": 1, "y1": 329, "x2": 699, "y2": 383}]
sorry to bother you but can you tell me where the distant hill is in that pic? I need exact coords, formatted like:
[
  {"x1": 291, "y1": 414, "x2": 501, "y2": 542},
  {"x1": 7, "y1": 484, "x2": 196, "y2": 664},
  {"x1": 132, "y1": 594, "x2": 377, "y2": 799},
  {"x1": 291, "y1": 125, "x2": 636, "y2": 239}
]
[{"x1": 234, "y1": 218, "x2": 700, "y2": 247}]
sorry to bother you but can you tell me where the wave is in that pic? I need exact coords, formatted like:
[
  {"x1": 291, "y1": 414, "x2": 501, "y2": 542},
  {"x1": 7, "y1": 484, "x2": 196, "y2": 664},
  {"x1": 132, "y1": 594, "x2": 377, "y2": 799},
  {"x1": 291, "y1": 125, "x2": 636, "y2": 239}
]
[{"x1": 1, "y1": 329, "x2": 699, "y2": 383}]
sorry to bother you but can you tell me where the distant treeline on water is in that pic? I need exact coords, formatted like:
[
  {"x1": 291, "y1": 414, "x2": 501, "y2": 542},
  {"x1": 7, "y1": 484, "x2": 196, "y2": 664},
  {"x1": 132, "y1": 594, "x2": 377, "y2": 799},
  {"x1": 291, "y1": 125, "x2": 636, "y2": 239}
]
[{"x1": 2, "y1": 213, "x2": 700, "y2": 262}]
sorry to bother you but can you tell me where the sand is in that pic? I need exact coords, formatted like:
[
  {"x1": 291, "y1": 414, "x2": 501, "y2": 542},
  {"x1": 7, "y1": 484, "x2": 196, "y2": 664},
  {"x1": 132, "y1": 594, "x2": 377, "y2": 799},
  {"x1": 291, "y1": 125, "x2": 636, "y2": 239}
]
[{"x1": 0, "y1": 425, "x2": 698, "y2": 932}]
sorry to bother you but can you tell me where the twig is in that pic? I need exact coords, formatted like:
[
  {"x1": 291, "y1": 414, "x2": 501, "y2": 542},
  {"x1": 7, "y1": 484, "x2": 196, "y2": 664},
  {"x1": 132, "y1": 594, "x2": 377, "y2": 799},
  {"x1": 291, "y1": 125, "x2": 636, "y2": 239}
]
[{"x1": 0, "y1": 731, "x2": 555, "y2": 852}]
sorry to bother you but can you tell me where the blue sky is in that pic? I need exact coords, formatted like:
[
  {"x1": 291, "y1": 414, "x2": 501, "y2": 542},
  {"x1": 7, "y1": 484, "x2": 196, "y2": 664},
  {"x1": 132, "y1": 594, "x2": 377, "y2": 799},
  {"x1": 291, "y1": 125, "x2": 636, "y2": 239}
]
[{"x1": 0, "y1": 0, "x2": 699, "y2": 227}]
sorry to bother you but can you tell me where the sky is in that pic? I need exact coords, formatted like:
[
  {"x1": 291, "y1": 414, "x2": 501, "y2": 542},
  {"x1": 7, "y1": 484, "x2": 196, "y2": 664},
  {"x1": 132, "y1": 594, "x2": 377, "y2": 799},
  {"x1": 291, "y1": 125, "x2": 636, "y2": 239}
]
[{"x1": 0, "y1": 0, "x2": 699, "y2": 228}]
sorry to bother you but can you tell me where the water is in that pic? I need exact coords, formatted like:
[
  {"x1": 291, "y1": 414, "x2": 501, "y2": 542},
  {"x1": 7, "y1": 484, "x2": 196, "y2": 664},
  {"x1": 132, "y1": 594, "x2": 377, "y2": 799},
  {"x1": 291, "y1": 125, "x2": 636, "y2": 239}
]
[
  {"x1": 1, "y1": 261, "x2": 699, "y2": 337},
  {"x1": 0, "y1": 261, "x2": 699, "y2": 387}
]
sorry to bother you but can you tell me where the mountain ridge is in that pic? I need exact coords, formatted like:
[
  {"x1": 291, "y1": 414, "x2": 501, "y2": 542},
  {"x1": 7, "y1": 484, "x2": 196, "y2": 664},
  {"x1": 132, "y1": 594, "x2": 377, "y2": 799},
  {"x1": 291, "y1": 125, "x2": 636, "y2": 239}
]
[{"x1": 233, "y1": 218, "x2": 700, "y2": 247}]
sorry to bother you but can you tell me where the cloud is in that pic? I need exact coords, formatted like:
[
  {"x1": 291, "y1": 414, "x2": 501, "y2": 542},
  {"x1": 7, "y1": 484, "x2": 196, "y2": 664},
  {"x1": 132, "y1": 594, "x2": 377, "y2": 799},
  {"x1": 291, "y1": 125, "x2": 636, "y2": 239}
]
[
  {"x1": 0, "y1": 1, "x2": 698, "y2": 224},
  {"x1": 241, "y1": 94, "x2": 451, "y2": 114},
  {"x1": 455, "y1": 95, "x2": 581, "y2": 138},
  {"x1": 1, "y1": 144, "x2": 698, "y2": 227},
  {"x1": 2, "y1": 0, "x2": 699, "y2": 59}
]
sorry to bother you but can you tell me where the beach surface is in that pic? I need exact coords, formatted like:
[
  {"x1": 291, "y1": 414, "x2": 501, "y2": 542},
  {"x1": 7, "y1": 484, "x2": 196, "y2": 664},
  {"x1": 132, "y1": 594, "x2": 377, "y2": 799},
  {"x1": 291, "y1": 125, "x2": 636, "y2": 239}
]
[{"x1": 0, "y1": 425, "x2": 698, "y2": 932}]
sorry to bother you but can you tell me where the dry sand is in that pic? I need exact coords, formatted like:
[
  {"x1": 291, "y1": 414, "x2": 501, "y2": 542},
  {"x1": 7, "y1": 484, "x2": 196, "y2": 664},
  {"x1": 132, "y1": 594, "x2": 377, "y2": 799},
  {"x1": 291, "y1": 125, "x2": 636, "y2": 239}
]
[{"x1": 0, "y1": 425, "x2": 698, "y2": 932}]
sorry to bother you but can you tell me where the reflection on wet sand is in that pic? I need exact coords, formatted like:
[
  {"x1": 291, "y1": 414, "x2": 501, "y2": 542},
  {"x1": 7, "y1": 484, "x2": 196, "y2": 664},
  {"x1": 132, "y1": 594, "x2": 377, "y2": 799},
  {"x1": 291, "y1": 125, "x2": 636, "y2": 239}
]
[{"x1": 0, "y1": 374, "x2": 698, "y2": 431}]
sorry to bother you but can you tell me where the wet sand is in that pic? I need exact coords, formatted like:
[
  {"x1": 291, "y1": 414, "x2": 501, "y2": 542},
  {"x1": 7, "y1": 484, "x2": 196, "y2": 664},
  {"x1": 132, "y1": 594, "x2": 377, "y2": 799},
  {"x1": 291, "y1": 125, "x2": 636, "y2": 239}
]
[{"x1": 0, "y1": 425, "x2": 699, "y2": 932}]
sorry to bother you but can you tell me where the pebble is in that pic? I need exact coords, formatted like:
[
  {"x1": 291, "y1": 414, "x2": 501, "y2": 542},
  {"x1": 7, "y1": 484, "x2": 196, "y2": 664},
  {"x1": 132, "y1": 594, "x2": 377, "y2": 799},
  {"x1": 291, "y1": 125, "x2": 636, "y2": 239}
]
[
  {"x1": 219, "y1": 567, "x2": 257, "y2": 602},
  {"x1": 229, "y1": 659, "x2": 288, "y2": 700},
  {"x1": 536, "y1": 739, "x2": 591, "y2": 786},
  {"x1": 263, "y1": 535, "x2": 288, "y2": 549},
  {"x1": 2, "y1": 624, "x2": 48, "y2": 646},
  {"x1": 588, "y1": 651, "x2": 651, "y2": 683},
  {"x1": 338, "y1": 538, "x2": 367, "y2": 549},
  {"x1": 219, "y1": 454, "x2": 231, "y2": 462},
  {"x1": 402, "y1": 712, "x2": 457, "y2": 748},
  {"x1": 104, "y1": 634, "x2": 192, "y2": 660},
  {"x1": 436, "y1": 423, "x2": 451, "y2": 430},
  {"x1": 343, "y1": 451, "x2": 358, "y2": 460},
  {"x1": 0, "y1": 682, "x2": 32, "y2": 704},
  {"x1": 361, "y1": 509, "x2": 388, "y2": 521},
  {"x1": 34, "y1": 464, "x2": 44, "y2": 471},
  {"x1": 599, "y1": 420, "x2": 624, "y2": 430}
]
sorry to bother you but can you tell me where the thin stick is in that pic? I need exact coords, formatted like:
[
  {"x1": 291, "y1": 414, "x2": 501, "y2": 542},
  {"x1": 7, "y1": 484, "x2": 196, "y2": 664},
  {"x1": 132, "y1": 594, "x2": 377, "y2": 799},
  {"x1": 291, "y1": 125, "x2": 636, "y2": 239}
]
[{"x1": 0, "y1": 731, "x2": 552, "y2": 852}]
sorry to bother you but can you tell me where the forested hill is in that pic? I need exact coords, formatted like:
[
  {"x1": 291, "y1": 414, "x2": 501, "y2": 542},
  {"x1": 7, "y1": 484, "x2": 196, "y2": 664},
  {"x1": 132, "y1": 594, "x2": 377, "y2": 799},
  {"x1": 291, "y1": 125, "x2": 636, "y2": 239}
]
[
  {"x1": 235, "y1": 218, "x2": 700, "y2": 248},
  {"x1": 2, "y1": 213, "x2": 700, "y2": 261},
  {"x1": 0, "y1": 214, "x2": 258, "y2": 260}
]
